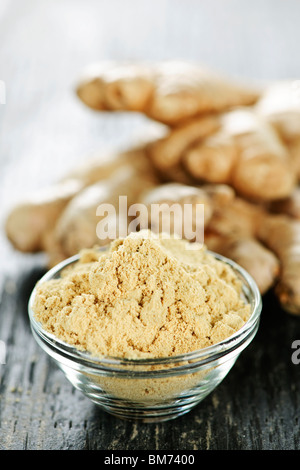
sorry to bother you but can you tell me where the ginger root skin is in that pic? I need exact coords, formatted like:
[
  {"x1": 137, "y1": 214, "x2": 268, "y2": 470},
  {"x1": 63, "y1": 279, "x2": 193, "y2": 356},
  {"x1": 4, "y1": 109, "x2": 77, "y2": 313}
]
[
  {"x1": 269, "y1": 187, "x2": 300, "y2": 219},
  {"x1": 205, "y1": 233, "x2": 280, "y2": 295},
  {"x1": 76, "y1": 61, "x2": 155, "y2": 112},
  {"x1": 53, "y1": 163, "x2": 158, "y2": 258},
  {"x1": 76, "y1": 60, "x2": 260, "y2": 126},
  {"x1": 5, "y1": 178, "x2": 83, "y2": 253},
  {"x1": 258, "y1": 214, "x2": 300, "y2": 314},
  {"x1": 206, "y1": 196, "x2": 266, "y2": 239},
  {"x1": 5, "y1": 146, "x2": 158, "y2": 253},
  {"x1": 256, "y1": 80, "x2": 300, "y2": 143},
  {"x1": 183, "y1": 130, "x2": 238, "y2": 184},
  {"x1": 145, "y1": 107, "x2": 295, "y2": 202},
  {"x1": 137, "y1": 182, "x2": 215, "y2": 240},
  {"x1": 146, "y1": 115, "x2": 220, "y2": 171},
  {"x1": 221, "y1": 108, "x2": 296, "y2": 201}
]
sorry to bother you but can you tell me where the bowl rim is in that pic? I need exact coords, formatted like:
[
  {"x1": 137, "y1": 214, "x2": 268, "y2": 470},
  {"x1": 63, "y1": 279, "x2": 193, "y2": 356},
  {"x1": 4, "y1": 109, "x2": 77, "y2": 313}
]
[{"x1": 28, "y1": 249, "x2": 262, "y2": 368}]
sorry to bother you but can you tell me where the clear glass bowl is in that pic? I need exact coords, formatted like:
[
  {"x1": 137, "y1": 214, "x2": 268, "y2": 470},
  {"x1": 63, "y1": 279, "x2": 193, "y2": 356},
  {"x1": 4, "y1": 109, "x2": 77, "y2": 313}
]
[{"x1": 28, "y1": 251, "x2": 262, "y2": 423}]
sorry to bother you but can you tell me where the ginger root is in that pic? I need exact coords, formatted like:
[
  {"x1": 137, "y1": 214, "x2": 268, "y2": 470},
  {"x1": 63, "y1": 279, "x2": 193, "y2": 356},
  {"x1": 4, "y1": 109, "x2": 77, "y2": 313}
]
[
  {"x1": 136, "y1": 182, "x2": 217, "y2": 239},
  {"x1": 269, "y1": 187, "x2": 300, "y2": 219},
  {"x1": 76, "y1": 60, "x2": 259, "y2": 125},
  {"x1": 76, "y1": 61, "x2": 155, "y2": 112},
  {"x1": 205, "y1": 195, "x2": 266, "y2": 239},
  {"x1": 202, "y1": 196, "x2": 280, "y2": 294},
  {"x1": 53, "y1": 161, "x2": 158, "y2": 258},
  {"x1": 146, "y1": 115, "x2": 220, "y2": 171},
  {"x1": 205, "y1": 233, "x2": 280, "y2": 295},
  {"x1": 5, "y1": 146, "x2": 158, "y2": 253},
  {"x1": 219, "y1": 109, "x2": 296, "y2": 201},
  {"x1": 145, "y1": 108, "x2": 296, "y2": 201},
  {"x1": 258, "y1": 214, "x2": 300, "y2": 314},
  {"x1": 5, "y1": 178, "x2": 83, "y2": 253},
  {"x1": 183, "y1": 129, "x2": 238, "y2": 184},
  {"x1": 287, "y1": 138, "x2": 300, "y2": 180},
  {"x1": 256, "y1": 80, "x2": 300, "y2": 143}
]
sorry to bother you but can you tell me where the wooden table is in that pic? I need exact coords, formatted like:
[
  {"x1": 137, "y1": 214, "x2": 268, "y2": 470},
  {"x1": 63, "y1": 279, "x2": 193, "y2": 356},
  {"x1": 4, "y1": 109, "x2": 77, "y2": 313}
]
[{"x1": 1, "y1": 0, "x2": 300, "y2": 451}]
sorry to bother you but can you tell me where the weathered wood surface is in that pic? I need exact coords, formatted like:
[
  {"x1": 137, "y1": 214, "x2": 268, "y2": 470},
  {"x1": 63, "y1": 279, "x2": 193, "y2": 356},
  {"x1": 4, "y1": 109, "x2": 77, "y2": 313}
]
[{"x1": 1, "y1": 0, "x2": 300, "y2": 450}]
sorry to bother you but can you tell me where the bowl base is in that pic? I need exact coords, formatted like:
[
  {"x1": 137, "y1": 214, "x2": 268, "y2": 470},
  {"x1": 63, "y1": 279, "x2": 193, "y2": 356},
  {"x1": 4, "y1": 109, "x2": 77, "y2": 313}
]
[{"x1": 91, "y1": 399, "x2": 200, "y2": 422}]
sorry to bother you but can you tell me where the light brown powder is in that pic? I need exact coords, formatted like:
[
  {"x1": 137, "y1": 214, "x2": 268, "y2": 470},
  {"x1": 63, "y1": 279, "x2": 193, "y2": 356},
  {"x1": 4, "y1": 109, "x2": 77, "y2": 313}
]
[{"x1": 32, "y1": 230, "x2": 251, "y2": 360}]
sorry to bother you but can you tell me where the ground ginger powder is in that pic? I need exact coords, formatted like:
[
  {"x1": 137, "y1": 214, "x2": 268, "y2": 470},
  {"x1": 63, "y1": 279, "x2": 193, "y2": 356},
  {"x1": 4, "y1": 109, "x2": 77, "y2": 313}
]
[{"x1": 32, "y1": 230, "x2": 251, "y2": 360}]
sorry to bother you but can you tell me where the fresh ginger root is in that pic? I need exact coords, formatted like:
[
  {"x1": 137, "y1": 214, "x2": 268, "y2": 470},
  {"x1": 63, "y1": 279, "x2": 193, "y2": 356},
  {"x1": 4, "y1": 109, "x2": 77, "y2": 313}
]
[
  {"x1": 52, "y1": 161, "x2": 158, "y2": 258},
  {"x1": 76, "y1": 60, "x2": 259, "y2": 126},
  {"x1": 269, "y1": 187, "x2": 300, "y2": 219},
  {"x1": 207, "y1": 191, "x2": 300, "y2": 313},
  {"x1": 202, "y1": 196, "x2": 280, "y2": 294},
  {"x1": 183, "y1": 129, "x2": 239, "y2": 184},
  {"x1": 146, "y1": 115, "x2": 220, "y2": 171},
  {"x1": 76, "y1": 61, "x2": 155, "y2": 112},
  {"x1": 136, "y1": 182, "x2": 231, "y2": 239},
  {"x1": 5, "y1": 145, "x2": 159, "y2": 253},
  {"x1": 5, "y1": 178, "x2": 83, "y2": 253},
  {"x1": 287, "y1": 139, "x2": 300, "y2": 180},
  {"x1": 5, "y1": 151, "x2": 128, "y2": 252},
  {"x1": 205, "y1": 195, "x2": 266, "y2": 239},
  {"x1": 145, "y1": 108, "x2": 296, "y2": 201},
  {"x1": 256, "y1": 80, "x2": 300, "y2": 143},
  {"x1": 212, "y1": 109, "x2": 295, "y2": 201},
  {"x1": 257, "y1": 214, "x2": 300, "y2": 314},
  {"x1": 256, "y1": 81, "x2": 300, "y2": 181},
  {"x1": 205, "y1": 233, "x2": 280, "y2": 295}
]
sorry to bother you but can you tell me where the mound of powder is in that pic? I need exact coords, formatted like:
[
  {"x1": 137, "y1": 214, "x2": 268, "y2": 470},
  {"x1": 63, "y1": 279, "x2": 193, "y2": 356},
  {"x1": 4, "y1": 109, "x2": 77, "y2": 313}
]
[{"x1": 32, "y1": 230, "x2": 251, "y2": 359}]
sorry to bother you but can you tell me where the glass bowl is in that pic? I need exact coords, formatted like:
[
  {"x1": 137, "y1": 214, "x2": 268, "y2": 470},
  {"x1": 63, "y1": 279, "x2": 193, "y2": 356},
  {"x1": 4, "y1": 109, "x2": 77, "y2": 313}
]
[{"x1": 28, "y1": 251, "x2": 262, "y2": 423}]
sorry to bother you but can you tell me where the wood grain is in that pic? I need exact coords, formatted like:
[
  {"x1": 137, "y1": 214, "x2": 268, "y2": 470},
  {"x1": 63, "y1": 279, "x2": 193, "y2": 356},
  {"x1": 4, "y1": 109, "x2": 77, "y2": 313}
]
[{"x1": 1, "y1": 0, "x2": 300, "y2": 450}]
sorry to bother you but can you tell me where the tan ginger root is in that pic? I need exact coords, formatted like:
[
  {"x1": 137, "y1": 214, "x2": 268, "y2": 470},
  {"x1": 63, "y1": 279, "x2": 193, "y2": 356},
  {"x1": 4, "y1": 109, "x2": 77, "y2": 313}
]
[
  {"x1": 146, "y1": 114, "x2": 220, "y2": 172},
  {"x1": 136, "y1": 182, "x2": 231, "y2": 239},
  {"x1": 76, "y1": 60, "x2": 259, "y2": 126},
  {"x1": 202, "y1": 196, "x2": 280, "y2": 294},
  {"x1": 205, "y1": 233, "x2": 279, "y2": 295},
  {"x1": 76, "y1": 61, "x2": 155, "y2": 112},
  {"x1": 287, "y1": 138, "x2": 300, "y2": 180},
  {"x1": 5, "y1": 146, "x2": 159, "y2": 253},
  {"x1": 222, "y1": 109, "x2": 296, "y2": 201},
  {"x1": 183, "y1": 129, "x2": 239, "y2": 184},
  {"x1": 5, "y1": 178, "x2": 84, "y2": 253},
  {"x1": 144, "y1": 108, "x2": 295, "y2": 201},
  {"x1": 205, "y1": 191, "x2": 300, "y2": 310},
  {"x1": 42, "y1": 228, "x2": 70, "y2": 268},
  {"x1": 256, "y1": 81, "x2": 300, "y2": 181},
  {"x1": 256, "y1": 81, "x2": 300, "y2": 143},
  {"x1": 204, "y1": 195, "x2": 266, "y2": 239},
  {"x1": 257, "y1": 214, "x2": 300, "y2": 314},
  {"x1": 185, "y1": 109, "x2": 296, "y2": 201},
  {"x1": 52, "y1": 163, "x2": 158, "y2": 259},
  {"x1": 269, "y1": 187, "x2": 300, "y2": 219}
]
